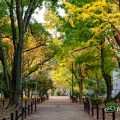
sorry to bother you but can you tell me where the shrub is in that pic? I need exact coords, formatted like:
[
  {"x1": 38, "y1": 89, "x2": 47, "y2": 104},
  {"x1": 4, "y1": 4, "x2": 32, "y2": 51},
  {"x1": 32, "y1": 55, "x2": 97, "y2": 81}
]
[
  {"x1": 87, "y1": 93, "x2": 94, "y2": 98},
  {"x1": 56, "y1": 91, "x2": 62, "y2": 96},
  {"x1": 105, "y1": 102, "x2": 117, "y2": 111},
  {"x1": 91, "y1": 97, "x2": 101, "y2": 106}
]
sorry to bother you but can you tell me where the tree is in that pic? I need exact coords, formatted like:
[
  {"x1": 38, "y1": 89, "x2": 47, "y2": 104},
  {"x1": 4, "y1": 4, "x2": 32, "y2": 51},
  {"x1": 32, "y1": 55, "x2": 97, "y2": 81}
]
[
  {"x1": 0, "y1": 0, "x2": 58, "y2": 107},
  {"x1": 22, "y1": 73, "x2": 53, "y2": 98},
  {"x1": 56, "y1": 0, "x2": 118, "y2": 101}
]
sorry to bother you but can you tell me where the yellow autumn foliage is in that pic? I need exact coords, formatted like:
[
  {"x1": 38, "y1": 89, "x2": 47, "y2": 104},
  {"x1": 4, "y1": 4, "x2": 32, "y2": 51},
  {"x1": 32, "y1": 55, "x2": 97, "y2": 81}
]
[
  {"x1": 69, "y1": 18, "x2": 74, "y2": 27},
  {"x1": 64, "y1": 0, "x2": 120, "y2": 26},
  {"x1": 50, "y1": 65, "x2": 71, "y2": 87},
  {"x1": 53, "y1": 37, "x2": 63, "y2": 46}
]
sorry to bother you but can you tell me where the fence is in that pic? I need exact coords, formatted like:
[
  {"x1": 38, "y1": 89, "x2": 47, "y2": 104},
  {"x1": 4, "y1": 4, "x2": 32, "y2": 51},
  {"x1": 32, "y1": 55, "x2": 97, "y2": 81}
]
[
  {"x1": 1, "y1": 96, "x2": 47, "y2": 120},
  {"x1": 83, "y1": 99, "x2": 120, "y2": 120}
]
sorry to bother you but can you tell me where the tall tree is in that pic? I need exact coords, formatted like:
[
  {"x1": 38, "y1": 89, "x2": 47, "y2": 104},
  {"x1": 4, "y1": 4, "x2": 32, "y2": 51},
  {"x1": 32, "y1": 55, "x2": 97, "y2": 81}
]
[
  {"x1": 0, "y1": 0, "x2": 57, "y2": 107},
  {"x1": 58, "y1": 0, "x2": 118, "y2": 101}
]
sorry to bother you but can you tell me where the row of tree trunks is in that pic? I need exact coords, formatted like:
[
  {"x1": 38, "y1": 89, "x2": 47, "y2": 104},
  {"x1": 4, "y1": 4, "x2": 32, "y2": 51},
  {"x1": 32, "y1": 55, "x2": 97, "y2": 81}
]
[{"x1": 10, "y1": 44, "x2": 23, "y2": 106}]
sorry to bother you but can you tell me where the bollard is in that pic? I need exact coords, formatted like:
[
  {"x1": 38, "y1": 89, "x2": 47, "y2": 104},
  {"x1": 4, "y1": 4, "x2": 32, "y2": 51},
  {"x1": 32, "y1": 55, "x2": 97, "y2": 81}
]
[
  {"x1": 15, "y1": 110, "x2": 18, "y2": 120},
  {"x1": 112, "y1": 111, "x2": 115, "y2": 120},
  {"x1": 92, "y1": 106, "x2": 94, "y2": 116},
  {"x1": 28, "y1": 105, "x2": 30, "y2": 116},
  {"x1": 2, "y1": 118, "x2": 6, "y2": 120},
  {"x1": 104, "y1": 101, "x2": 106, "y2": 105},
  {"x1": 31, "y1": 101, "x2": 33, "y2": 114},
  {"x1": 37, "y1": 98, "x2": 38, "y2": 103},
  {"x1": 41, "y1": 97, "x2": 42, "y2": 103},
  {"x1": 88, "y1": 102, "x2": 90, "y2": 114},
  {"x1": 96, "y1": 106, "x2": 99, "y2": 119},
  {"x1": 35, "y1": 98, "x2": 37, "y2": 111},
  {"x1": 32, "y1": 98, "x2": 34, "y2": 105},
  {"x1": 3, "y1": 99, "x2": 5, "y2": 107},
  {"x1": 83, "y1": 98, "x2": 85, "y2": 103},
  {"x1": 102, "y1": 108, "x2": 105, "y2": 120},
  {"x1": 21, "y1": 107, "x2": 24, "y2": 120},
  {"x1": 25, "y1": 99, "x2": 27, "y2": 106},
  {"x1": 24, "y1": 105, "x2": 27, "y2": 118},
  {"x1": 85, "y1": 102, "x2": 87, "y2": 111},
  {"x1": 11, "y1": 113, "x2": 14, "y2": 120},
  {"x1": 84, "y1": 102, "x2": 85, "y2": 110}
]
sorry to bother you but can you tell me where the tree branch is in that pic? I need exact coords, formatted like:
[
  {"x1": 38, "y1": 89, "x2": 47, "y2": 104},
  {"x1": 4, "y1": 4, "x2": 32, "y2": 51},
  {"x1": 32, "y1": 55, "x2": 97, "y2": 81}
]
[
  {"x1": 9, "y1": 0, "x2": 17, "y2": 50},
  {"x1": 69, "y1": 67, "x2": 78, "y2": 80},
  {"x1": 23, "y1": 0, "x2": 36, "y2": 32},
  {"x1": 23, "y1": 43, "x2": 46, "y2": 52},
  {"x1": 16, "y1": 0, "x2": 24, "y2": 43},
  {"x1": 22, "y1": 53, "x2": 55, "y2": 79},
  {"x1": 66, "y1": 80, "x2": 72, "y2": 86},
  {"x1": 106, "y1": 35, "x2": 120, "y2": 68},
  {"x1": 73, "y1": 47, "x2": 88, "y2": 52}
]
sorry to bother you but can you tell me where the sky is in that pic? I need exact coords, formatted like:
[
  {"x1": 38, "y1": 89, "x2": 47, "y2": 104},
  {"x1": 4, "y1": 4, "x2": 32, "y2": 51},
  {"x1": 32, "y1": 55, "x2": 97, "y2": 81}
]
[
  {"x1": 31, "y1": 2, "x2": 65, "y2": 23},
  {"x1": 31, "y1": 2, "x2": 65, "y2": 37},
  {"x1": 31, "y1": 7, "x2": 46, "y2": 23}
]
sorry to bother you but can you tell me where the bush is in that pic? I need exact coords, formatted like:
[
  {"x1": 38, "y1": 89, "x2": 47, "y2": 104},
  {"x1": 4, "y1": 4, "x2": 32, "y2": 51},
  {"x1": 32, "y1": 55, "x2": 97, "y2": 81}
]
[
  {"x1": 56, "y1": 91, "x2": 62, "y2": 96},
  {"x1": 106, "y1": 102, "x2": 117, "y2": 108},
  {"x1": 87, "y1": 93, "x2": 94, "y2": 98},
  {"x1": 91, "y1": 97, "x2": 101, "y2": 106},
  {"x1": 73, "y1": 90, "x2": 79, "y2": 97},
  {"x1": 105, "y1": 102, "x2": 117, "y2": 111}
]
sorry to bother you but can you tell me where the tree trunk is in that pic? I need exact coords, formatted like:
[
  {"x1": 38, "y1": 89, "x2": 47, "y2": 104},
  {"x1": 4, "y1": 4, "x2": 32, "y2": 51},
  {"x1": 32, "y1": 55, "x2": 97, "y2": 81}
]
[
  {"x1": 3, "y1": 0, "x2": 40, "y2": 107},
  {"x1": 0, "y1": 32, "x2": 10, "y2": 91},
  {"x1": 78, "y1": 64, "x2": 83, "y2": 101},
  {"x1": 10, "y1": 43, "x2": 23, "y2": 106},
  {"x1": 101, "y1": 43, "x2": 112, "y2": 102},
  {"x1": 104, "y1": 75, "x2": 112, "y2": 101},
  {"x1": 9, "y1": 0, "x2": 26, "y2": 106},
  {"x1": 95, "y1": 73, "x2": 100, "y2": 97}
]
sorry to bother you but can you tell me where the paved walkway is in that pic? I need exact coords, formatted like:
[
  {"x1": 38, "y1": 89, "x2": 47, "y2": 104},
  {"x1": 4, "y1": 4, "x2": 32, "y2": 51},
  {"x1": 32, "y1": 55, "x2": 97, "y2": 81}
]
[{"x1": 27, "y1": 96, "x2": 92, "y2": 120}]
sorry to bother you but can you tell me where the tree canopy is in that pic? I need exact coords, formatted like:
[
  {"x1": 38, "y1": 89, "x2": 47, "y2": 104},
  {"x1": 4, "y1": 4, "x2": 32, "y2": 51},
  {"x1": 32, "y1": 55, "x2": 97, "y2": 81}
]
[{"x1": 0, "y1": 0, "x2": 120, "y2": 107}]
